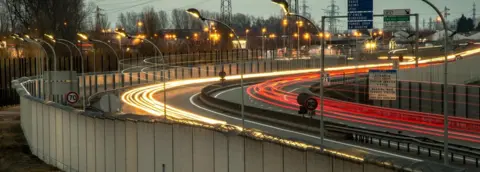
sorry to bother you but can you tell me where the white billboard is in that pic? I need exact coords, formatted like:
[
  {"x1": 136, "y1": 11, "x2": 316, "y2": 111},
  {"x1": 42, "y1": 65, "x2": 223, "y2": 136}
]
[{"x1": 368, "y1": 70, "x2": 397, "y2": 100}]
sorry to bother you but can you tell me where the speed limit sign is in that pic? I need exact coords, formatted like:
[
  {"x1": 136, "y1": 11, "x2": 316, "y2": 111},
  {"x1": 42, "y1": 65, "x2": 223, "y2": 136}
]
[
  {"x1": 304, "y1": 98, "x2": 318, "y2": 111},
  {"x1": 65, "y1": 92, "x2": 79, "y2": 104}
]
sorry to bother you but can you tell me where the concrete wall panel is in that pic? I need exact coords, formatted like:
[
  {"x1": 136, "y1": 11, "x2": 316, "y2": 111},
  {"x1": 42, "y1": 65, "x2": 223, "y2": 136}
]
[
  {"x1": 77, "y1": 115, "x2": 87, "y2": 172},
  {"x1": 245, "y1": 139, "x2": 263, "y2": 172},
  {"x1": 137, "y1": 122, "x2": 155, "y2": 172},
  {"x1": 228, "y1": 135, "x2": 244, "y2": 172},
  {"x1": 54, "y1": 109, "x2": 63, "y2": 168},
  {"x1": 332, "y1": 157, "x2": 344, "y2": 172},
  {"x1": 192, "y1": 128, "x2": 214, "y2": 172},
  {"x1": 62, "y1": 110, "x2": 71, "y2": 170},
  {"x1": 173, "y1": 124, "x2": 193, "y2": 172},
  {"x1": 104, "y1": 119, "x2": 116, "y2": 172},
  {"x1": 49, "y1": 106, "x2": 56, "y2": 166},
  {"x1": 154, "y1": 123, "x2": 173, "y2": 172},
  {"x1": 263, "y1": 142, "x2": 283, "y2": 172},
  {"x1": 31, "y1": 101, "x2": 38, "y2": 157},
  {"x1": 86, "y1": 117, "x2": 96, "y2": 172},
  {"x1": 213, "y1": 131, "x2": 228, "y2": 172},
  {"x1": 114, "y1": 120, "x2": 126, "y2": 172},
  {"x1": 41, "y1": 105, "x2": 49, "y2": 163},
  {"x1": 95, "y1": 118, "x2": 106, "y2": 172},
  {"x1": 125, "y1": 121, "x2": 138, "y2": 172},
  {"x1": 307, "y1": 152, "x2": 331, "y2": 172},
  {"x1": 70, "y1": 112, "x2": 79, "y2": 171},
  {"x1": 283, "y1": 147, "x2": 306, "y2": 172}
]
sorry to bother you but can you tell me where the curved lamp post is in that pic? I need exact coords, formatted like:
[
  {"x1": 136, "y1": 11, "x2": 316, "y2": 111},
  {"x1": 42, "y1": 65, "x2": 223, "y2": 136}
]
[
  {"x1": 53, "y1": 37, "x2": 87, "y2": 111},
  {"x1": 77, "y1": 33, "x2": 121, "y2": 73},
  {"x1": 420, "y1": 0, "x2": 449, "y2": 165},
  {"x1": 186, "y1": 8, "x2": 247, "y2": 130},
  {"x1": 116, "y1": 30, "x2": 168, "y2": 118},
  {"x1": 25, "y1": 36, "x2": 57, "y2": 101},
  {"x1": 12, "y1": 34, "x2": 48, "y2": 99},
  {"x1": 272, "y1": 0, "x2": 326, "y2": 147}
]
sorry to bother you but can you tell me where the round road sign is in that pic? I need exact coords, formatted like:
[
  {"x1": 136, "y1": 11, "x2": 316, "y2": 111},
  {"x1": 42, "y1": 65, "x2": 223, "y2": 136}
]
[
  {"x1": 305, "y1": 98, "x2": 318, "y2": 111},
  {"x1": 219, "y1": 71, "x2": 227, "y2": 78},
  {"x1": 297, "y1": 93, "x2": 311, "y2": 105},
  {"x1": 66, "y1": 92, "x2": 79, "y2": 104}
]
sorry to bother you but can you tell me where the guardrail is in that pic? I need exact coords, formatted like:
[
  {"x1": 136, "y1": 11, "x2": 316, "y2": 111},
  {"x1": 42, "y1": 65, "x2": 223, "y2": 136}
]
[
  {"x1": 14, "y1": 58, "x2": 438, "y2": 172},
  {"x1": 199, "y1": 80, "x2": 472, "y2": 171}
]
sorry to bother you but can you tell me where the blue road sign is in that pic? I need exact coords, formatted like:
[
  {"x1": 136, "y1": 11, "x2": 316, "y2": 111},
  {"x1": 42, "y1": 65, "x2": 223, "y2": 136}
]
[
  {"x1": 348, "y1": 0, "x2": 373, "y2": 30},
  {"x1": 348, "y1": 13, "x2": 373, "y2": 21},
  {"x1": 348, "y1": 0, "x2": 373, "y2": 12},
  {"x1": 348, "y1": 21, "x2": 373, "y2": 29}
]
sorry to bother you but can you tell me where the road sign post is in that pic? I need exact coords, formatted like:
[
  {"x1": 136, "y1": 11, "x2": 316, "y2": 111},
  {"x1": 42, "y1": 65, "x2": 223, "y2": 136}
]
[
  {"x1": 66, "y1": 92, "x2": 79, "y2": 104},
  {"x1": 348, "y1": 0, "x2": 374, "y2": 30},
  {"x1": 383, "y1": 9, "x2": 411, "y2": 31}
]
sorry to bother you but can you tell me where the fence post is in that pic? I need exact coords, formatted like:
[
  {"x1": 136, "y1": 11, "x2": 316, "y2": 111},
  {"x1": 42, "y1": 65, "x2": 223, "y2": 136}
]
[
  {"x1": 465, "y1": 86, "x2": 469, "y2": 119},
  {"x1": 419, "y1": 83, "x2": 422, "y2": 112},
  {"x1": 398, "y1": 81, "x2": 402, "y2": 109},
  {"x1": 408, "y1": 82, "x2": 412, "y2": 111},
  {"x1": 453, "y1": 85, "x2": 456, "y2": 116}
]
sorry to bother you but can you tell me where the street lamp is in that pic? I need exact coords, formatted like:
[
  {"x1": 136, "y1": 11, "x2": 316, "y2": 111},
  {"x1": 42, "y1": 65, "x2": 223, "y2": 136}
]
[
  {"x1": 12, "y1": 34, "x2": 47, "y2": 99},
  {"x1": 262, "y1": 28, "x2": 267, "y2": 58},
  {"x1": 186, "y1": 8, "x2": 247, "y2": 131},
  {"x1": 115, "y1": 29, "x2": 168, "y2": 118},
  {"x1": 420, "y1": 0, "x2": 449, "y2": 165},
  {"x1": 45, "y1": 35, "x2": 87, "y2": 111},
  {"x1": 76, "y1": 33, "x2": 120, "y2": 73},
  {"x1": 272, "y1": 0, "x2": 327, "y2": 147}
]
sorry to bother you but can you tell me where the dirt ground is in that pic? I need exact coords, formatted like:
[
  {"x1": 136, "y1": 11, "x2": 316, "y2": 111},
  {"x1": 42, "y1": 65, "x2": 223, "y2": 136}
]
[{"x1": 0, "y1": 106, "x2": 58, "y2": 172}]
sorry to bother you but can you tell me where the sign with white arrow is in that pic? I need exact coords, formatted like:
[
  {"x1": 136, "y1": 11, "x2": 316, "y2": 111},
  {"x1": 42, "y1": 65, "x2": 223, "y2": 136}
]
[
  {"x1": 384, "y1": 9, "x2": 411, "y2": 31},
  {"x1": 384, "y1": 9, "x2": 411, "y2": 16}
]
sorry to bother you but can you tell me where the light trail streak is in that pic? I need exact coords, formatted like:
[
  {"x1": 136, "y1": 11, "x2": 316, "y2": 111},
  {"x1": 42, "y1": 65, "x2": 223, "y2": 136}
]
[{"x1": 121, "y1": 48, "x2": 480, "y2": 138}]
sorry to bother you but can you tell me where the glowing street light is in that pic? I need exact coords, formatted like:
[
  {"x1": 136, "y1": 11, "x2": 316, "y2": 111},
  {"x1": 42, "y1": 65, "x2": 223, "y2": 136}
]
[
  {"x1": 186, "y1": 8, "x2": 247, "y2": 131},
  {"x1": 272, "y1": 0, "x2": 327, "y2": 148}
]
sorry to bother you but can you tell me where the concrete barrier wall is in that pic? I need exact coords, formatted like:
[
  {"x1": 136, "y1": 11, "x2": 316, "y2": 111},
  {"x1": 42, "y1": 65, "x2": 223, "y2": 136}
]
[
  {"x1": 13, "y1": 58, "x2": 427, "y2": 172},
  {"x1": 19, "y1": 95, "x2": 403, "y2": 172},
  {"x1": 398, "y1": 55, "x2": 480, "y2": 84}
]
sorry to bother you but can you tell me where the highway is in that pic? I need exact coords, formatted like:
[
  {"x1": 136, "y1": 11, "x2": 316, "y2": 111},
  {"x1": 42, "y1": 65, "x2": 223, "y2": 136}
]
[
  {"x1": 215, "y1": 73, "x2": 480, "y2": 146},
  {"x1": 120, "y1": 47, "x2": 480, "y2": 168}
]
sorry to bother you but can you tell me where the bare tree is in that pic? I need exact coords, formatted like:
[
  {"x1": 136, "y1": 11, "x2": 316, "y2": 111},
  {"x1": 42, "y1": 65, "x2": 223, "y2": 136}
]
[
  {"x1": 5, "y1": 0, "x2": 92, "y2": 40},
  {"x1": 171, "y1": 8, "x2": 202, "y2": 29},
  {"x1": 157, "y1": 10, "x2": 169, "y2": 29},
  {"x1": 140, "y1": 7, "x2": 159, "y2": 37}
]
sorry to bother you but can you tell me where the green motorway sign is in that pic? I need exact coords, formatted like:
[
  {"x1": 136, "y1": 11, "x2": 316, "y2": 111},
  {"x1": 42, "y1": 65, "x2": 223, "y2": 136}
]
[{"x1": 384, "y1": 16, "x2": 410, "y2": 22}]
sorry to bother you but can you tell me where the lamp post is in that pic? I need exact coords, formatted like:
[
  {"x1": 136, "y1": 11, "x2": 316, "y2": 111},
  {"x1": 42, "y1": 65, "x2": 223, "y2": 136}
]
[
  {"x1": 77, "y1": 33, "x2": 121, "y2": 73},
  {"x1": 272, "y1": 0, "x2": 326, "y2": 147},
  {"x1": 420, "y1": 0, "x2": 449, "y2": 165},
  {"x1": 262, "y1": 28, "x2": 267, "y2": 58},
  {"x1": 54, "y1": 38, "x2": 87, "y2": 111},
  {"x1": 12, "y1": 34, "x2": 47, "y2": 99},
  {"x1": 353, "y1": 31, "x2": 361, "y2": 103},
  {"x1": 34, "y1": 38, "x2": 57, "y2": 101},
  {"x1": 186, "y1": 8, "x2": 246, "y2": 130},
  {"x1": 116, "y1": 30, "x2": 168, "y2": 119}
]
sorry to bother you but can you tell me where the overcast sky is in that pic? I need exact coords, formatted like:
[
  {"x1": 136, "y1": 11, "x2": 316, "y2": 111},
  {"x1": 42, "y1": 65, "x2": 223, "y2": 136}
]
[{"x1": 93, "y1": 0, "x2": 478, "y2": 29}]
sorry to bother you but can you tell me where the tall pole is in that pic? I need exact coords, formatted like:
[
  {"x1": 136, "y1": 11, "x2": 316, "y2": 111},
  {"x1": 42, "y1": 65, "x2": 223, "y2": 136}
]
[
  {"x1": 415, "y1": 14, "x2": 420, "y2": 67},
  {"x1": 58, "y1": 39, "x2": 86, "y2": 111},
  {"x1": 56, "y1": 41, "x2": 74, "y2": 91},
  {"x1": 297, "y1": 23, "x2": 300, "y2": 58},
  {"x1": 91, "y1": 39, "x2": 120, "y2": 73},
  {"x1": 140, "y1": 38, "x2": 167, "y2": 118},
  {"x1": 320, "y1": 16, "x2": 325, "y2": 147},
  {"x1": 420, "y1": 0, "x2": 449, "y2": 165},
  {"x1": 355, "y1": 34, "x2": 359, "y2": 103},
  {"x1": 37, "y1": 39, "x2": 57, "y2": 101}
]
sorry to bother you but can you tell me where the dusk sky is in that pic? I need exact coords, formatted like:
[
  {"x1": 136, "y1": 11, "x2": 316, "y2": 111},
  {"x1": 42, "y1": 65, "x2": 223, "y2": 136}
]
[{"x1": 93, "y1": 0, "x2": 478, "y2": 29}]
